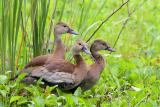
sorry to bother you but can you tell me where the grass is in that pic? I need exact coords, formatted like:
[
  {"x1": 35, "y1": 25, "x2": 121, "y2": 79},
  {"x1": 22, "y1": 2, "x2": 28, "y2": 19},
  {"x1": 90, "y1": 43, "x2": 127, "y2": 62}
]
[{"x1": 0, "y1": 0, "x2": 160, "y2": 106}]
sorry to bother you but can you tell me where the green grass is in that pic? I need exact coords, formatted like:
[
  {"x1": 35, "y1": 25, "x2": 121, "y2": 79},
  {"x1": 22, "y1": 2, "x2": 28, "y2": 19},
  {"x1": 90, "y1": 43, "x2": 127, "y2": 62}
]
[{"x1": 0, "y1": 0, "x2": 160, "y2": 106}]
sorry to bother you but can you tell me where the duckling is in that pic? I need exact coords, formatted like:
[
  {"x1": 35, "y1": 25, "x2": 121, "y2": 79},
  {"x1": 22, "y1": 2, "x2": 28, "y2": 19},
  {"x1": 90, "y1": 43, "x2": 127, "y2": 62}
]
[
  {"x1": 24, "y1": 22, "x2": 78, "y2": 68},
  {"x1": 70, "y1": 40, "x2": 115, "y2": 92},
  {"x1": 20, "y1": 39, "x2": 91, "y2": 90}
]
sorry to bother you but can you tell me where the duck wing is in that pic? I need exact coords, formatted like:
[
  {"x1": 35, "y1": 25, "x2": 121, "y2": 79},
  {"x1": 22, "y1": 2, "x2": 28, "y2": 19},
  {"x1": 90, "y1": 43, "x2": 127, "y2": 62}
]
[
  {"x1": 17, "y1": 61, "x2": 76, "y2": 90},
  {"x1": 29, "y1": 67, "x2": 76, "y2": 90},
  {"x1": 24, "y1": 54, "x2": 51, "y2": 68},
  {"x1": 44, "y1": 60, "x2": 75, "y2": 74}
]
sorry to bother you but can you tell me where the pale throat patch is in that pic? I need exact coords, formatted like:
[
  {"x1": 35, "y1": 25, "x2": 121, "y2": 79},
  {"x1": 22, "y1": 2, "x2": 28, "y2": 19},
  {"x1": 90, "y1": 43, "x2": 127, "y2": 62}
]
[{"x1": 54, "y1": 34, "x2": 62, "y2": 44}]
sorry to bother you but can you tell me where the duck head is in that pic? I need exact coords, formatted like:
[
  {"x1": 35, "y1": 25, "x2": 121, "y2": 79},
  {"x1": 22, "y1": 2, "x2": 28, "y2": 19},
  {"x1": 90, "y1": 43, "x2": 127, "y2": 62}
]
[
  {"x1": 72, "y1": 39, "x2": 91, "y2": 55},
  {"x1": 54, "y1": 22, "x2": 79, "y2": 35},
  {"x1": 90, "y1": 40, "x2": 115, "y2": 52}
]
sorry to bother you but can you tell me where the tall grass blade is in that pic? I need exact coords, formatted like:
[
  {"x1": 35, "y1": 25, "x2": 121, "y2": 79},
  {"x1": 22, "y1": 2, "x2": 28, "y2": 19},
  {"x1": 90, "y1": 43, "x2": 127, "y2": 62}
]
[
  {"x1": 58, "y1": 0, "x2": 66, "y2": 22},
  {"x1": 45, "y1": 0, "x2": 58, "y2": 53},
  {"x1": 0, "y1": 0, "x2": 7, "y2": 74},
  {"x1": 78, "y1": 0, "x2": 85, "y2": 31},
  {"x1": 31, "y1": 0, "x2": 38, "y2": 56}
]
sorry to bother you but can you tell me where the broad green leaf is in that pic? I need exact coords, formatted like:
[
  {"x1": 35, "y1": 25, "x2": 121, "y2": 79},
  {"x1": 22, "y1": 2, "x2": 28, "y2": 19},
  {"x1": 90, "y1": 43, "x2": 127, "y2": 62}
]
[
  {"x1": 45, "y1": 94, "x2": 57, "y2": 106},
  {"x1": 0, "y1": 75, "x2": 8, "y2": 84},
  {"x1": 0, "y1": 90, "x2": 7, "y2": 97},
  {"x1": 74, "y1": 87, "x2": 82, "y2": 96},
  {"x1": 10, "y1": 96, "x2": 23, "y2": 104},
  {"x1": 130, "y1": 86, "x2": 141, "y2": 92},
  {"x1": 17, "y1": 97, "x2": 29, "y2": 105},
  {"x1": 45, "y1": 85, "x2": 57, "y2": 96},
  {"x1": 33, "y1": 96, "x2": 45, "y2": 107},
  {"x1": 15, "y1": 73, "x2": 27, "y2": 83}
]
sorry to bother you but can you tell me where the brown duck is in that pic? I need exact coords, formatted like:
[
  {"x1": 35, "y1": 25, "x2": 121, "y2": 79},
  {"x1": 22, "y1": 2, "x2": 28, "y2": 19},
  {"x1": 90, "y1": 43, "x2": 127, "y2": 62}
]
[
  {"x1": 20, "y1": 39, "x2": 91, "y2": 90},
  {"x1": 70, "y1": 40, "x2": 115, "y2": 92},
  {"x1": 24, "y1": 22, "x2": 78, "y2": 68}
]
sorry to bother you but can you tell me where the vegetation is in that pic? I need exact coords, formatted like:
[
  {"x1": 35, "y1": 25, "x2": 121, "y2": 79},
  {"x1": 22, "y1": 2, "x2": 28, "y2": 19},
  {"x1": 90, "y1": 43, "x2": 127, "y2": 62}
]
[{"x1": 0, "y1": 0, "x2": 160, "y2": 106}]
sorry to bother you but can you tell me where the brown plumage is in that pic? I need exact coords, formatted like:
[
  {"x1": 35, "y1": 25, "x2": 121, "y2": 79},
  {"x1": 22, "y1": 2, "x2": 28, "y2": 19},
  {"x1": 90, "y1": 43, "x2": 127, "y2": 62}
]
[
  {"x1": 20, "y1": 39, "x2": 91, "y2": 90},
  {"x1": 70, "y1": 40, "x2": 115, "y2": 92},
  {"x1": 24, "y1": 22, "x2": 78, "y2": 69}
]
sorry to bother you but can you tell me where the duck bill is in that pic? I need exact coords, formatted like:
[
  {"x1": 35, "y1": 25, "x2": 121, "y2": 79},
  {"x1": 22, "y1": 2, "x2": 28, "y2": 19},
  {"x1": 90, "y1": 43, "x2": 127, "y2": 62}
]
[
  {"x1": 106, "y1": 47, "x2": 115, "y2": 52},
  {"x1": 67, "y1": 28, "x2": 79, "y2": 35},
  {"x1": 82, "y1": 47, "x2": 91, "y2": 55}
]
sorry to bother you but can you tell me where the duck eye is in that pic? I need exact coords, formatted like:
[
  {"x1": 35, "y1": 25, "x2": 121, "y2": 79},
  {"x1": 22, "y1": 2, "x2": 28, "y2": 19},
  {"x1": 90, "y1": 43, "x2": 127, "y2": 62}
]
[
  {"x1": 102, "y1": 43, "x2": 106, "y2": 46},
  {"x1": 63, "y1": 25, "x2": 67, "y2": 27}
]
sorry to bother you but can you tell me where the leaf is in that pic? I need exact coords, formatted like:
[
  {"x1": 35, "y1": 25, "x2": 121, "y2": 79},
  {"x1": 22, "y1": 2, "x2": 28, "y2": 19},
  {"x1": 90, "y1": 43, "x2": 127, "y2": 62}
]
[
  {"x1": 0, "y1": 75, "x2": 8, "y2": 84},
  {"x1": 56, "y1": 88, "x2": 64, "y2": 96},
  {"x1": 33, "y1": 96, "x2": 45, "y2": 107},
  {"x1": 150, "y1": 75, "x2": 156, "y2": 83},
  {"x1": 24, "y1": 85, "x2": 41, "y2": 96},
  {"x1": 45, "y1": 85, "x2": 57, "y2": 96},
  {"x1": 17, "y1": 97, "x2": 29, "y2": 105},
  {"x1": 10, "y1": 96, "x2": 23, "y2": 104},
  {"x1": 57, "y1": 96, "x2": 66, "y2": 106},
  {"x1": 15, "y1": 73, "x2": 27, "y2": 83},
  {"x1": 82, "y1": 21, "x2": 101, "y2": 38},
  {"x1": 5, "y1": 70, "x2": 12, "y2": 75},
  {"x1": 36, "y1": 78, "x2": 44, "y2": 86},
  {"x1": 130, "y1": 86, "x2": 141, "y2": 92},
  {"x1": 74, "y1": 87, "x2": 82, "y2": 96},
  {"x1": 65, "y1": 95, "x2": 75, "y2": 106},
  {"x1": 0, "y1": 102, "x2": 4, "y2": 107},
  {"x1": 0, "y1": 90, "x2": 7, "y2": 97},
  {"x1": 45, "y1": 94, "x2": 57, "y2": 106}
]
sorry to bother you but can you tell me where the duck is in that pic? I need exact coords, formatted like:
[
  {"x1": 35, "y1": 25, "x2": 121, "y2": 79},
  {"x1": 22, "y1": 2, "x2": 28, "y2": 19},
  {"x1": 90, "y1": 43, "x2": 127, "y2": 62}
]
[
  {"x1": 69, "y1": 40, "x2": 115, "y2": 92},
  {"x1": 19, "y1": 39, "x2": 91, "y2": 90},
  {"x1": 24, "y1": 22, "x2": 78, "y2": 69}
]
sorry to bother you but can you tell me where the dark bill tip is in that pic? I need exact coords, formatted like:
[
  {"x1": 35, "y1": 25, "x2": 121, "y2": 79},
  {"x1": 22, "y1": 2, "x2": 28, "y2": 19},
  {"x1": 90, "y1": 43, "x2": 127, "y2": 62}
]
[
  {"x1": 68, "y1": 29, "x2": 79, "y2": 35},
  {"x1": 82, "y1": 47, "x2": 91, "y2": 55},
  {"x1": 106, "y1": 47, "x2": 115, "y2": 52}
]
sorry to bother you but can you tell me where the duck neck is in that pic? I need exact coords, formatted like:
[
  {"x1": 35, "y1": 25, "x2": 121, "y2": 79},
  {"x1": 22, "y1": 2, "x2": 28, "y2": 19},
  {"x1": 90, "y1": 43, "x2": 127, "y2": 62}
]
[
  {"x1": 91, "y1": 49, "x2": 105, "y2": 73},
  {"x1": 72, "y1": 52, "x2": 87, "y2": 87},
  {"x1": 53, "y1": 33, "x2": 65, "y2": 59},
  {"x1": 73, "y1": 53, "x2": 85, "y2": 66}
]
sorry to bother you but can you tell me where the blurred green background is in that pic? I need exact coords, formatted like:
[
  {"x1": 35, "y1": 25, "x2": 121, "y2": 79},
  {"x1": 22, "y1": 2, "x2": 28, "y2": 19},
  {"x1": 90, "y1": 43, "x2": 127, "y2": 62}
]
[{"x1": 0, "y1": 0, "x2": 160, "y2": 106}]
